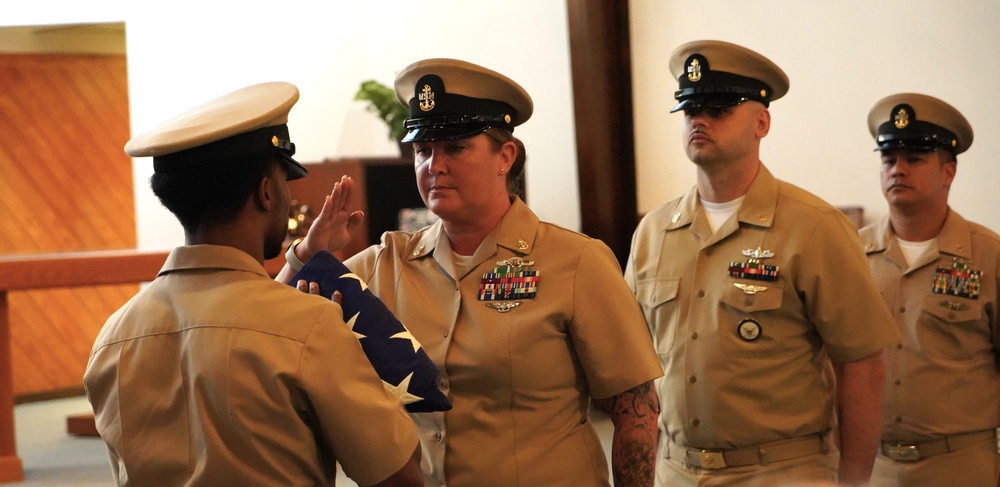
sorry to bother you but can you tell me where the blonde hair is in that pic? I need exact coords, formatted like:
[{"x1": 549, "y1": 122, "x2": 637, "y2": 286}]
[{"x1": 484, "y1": 127, "x2": 526, "y2": 200}]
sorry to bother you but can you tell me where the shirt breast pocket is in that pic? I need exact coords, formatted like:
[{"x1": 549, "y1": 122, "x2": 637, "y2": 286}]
[
  {"x1": 919, "y1": 294, "x2": 986, "y2": 361},
  {"x1": 634, "y1": 278, "x2": 680, "y2": 355},
  {"x1": 719, "y1": 281, "x2": 787, "y2": 357}
]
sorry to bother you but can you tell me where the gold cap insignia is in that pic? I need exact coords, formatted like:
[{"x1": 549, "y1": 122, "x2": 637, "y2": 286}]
[
  {"x1": 687, "y1": 58, "x2": 702, "y2": 82},
  {"x1": 504, "y1": 114, "x2": 511, "y2": 124},
  {"x1": 894, "y1": 107, "x2": 910, "y2": 129},
  {"x1": 271, "y1": 135, "x2": 279, "y2": 147},
  {"x1": 419, "y1": 84, "x2": 435, "y2": 112}
]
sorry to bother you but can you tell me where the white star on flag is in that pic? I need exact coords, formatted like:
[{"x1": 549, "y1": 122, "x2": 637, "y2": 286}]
[
  {"x1": 340, "y1": 273, "x2": 368, "y2": 292},
  {"x1": 346, "y1": 312, "x2": 366, "y2": 340},
  {"x1": 390, "y1": 329, "x2": 422, "y2": 353},
  {"x1": 383, "y1": 372, "x2": 424, "y2": 404}
]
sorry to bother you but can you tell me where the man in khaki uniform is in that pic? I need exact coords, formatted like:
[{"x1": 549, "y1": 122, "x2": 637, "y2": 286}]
[
  {"x1": 860, "y1": 93, "x2": 1000, "y2": 486},
  {"x1": 625, "y1": 40, "x2": 900, "y2": 486},
  {"x1": 83, "y1": 82, "x2": 422, "y2": 487}
]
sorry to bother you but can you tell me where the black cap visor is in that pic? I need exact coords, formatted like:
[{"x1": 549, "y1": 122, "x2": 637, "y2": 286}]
[
  {"x1": 279, "y1": 152, "x2": 308, "y2": 180},
  {"x1": 670, "y1": 94, "x2": 750, "y2": 113},
  {"x1": 874, "y1": 120, "x2": 959, "y2": 155}
]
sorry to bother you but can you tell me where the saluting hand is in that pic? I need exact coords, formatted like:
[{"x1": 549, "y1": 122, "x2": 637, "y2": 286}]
[{"x1": 298, "y1": 175, "x2": 365, "y2": 262}]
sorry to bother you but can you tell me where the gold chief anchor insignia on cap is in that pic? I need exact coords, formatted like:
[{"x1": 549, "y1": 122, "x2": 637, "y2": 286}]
[
  {"x1": 419, "y1": 84, "x2": 435, "y2": 112},
  {"x1": 687, "y1": 58, "x2": 702, "y2": 82},
  {"x1": 894, "y1": 107, "x2": 910, "y2": 129}
]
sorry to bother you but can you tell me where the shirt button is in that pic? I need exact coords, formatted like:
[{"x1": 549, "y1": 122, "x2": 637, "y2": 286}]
[
  {"x1": 705, "y1": 249, "x2": 713, "y2": 256},
  {"x1": 896, "y1": 343, "x2": 903, "y2": 350},
  {"x1": 894, "y1": 379, "x2": 901, "y2": 386},
  {"x1": 895, "y1": 417, "x2": 902, "y2": 423},
  {"x1": 697, "y1": 290, "x2": 706, "y2": 298},
  {"x1": 443, "y1": 332, "x2": 449, "y2": 338},
  {"x1": 898, "y1": 306, "x2": 906, "y2": 313},
  {"x1": 691, "y1": 419, "x2": 700, "y2": 426},
  {"x1": 691, "y1": 332, "x2": 698, "y2": 340},
  {"x1": 688, "y1": 376, "x2": 697, "y2": 383},
  {"x1": 744, "y1": 298, "x2": 753, "y2": 306},
  {"x1": 435, "y1": 432, "x2": 443, "y2": 442}
]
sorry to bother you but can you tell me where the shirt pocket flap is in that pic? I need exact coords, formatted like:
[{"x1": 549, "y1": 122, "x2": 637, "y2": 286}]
[
  {"x1": 720, "y1": 282, "x2": 784, "y2": 313},
  {"x1": 635, "y1": 278, "x2": 680, "y2": 308},
  {"x1": 923, "y1": 294, "x2": 983, "y2": 322}
]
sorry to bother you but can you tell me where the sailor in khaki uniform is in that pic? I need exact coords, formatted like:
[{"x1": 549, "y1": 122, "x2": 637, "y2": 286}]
[
  {"x1": 84, "y1": 83, "x2": 422, "y2": 487},
  {"x1": 860, "y1": 93, "x2": 1000, "y2": 487},
  {"x1": 281, "y1": 59, "x2": 663, "y2": 486},
  {"x1": 624, "y1": 40, "x2": 900, "y2": 486}
]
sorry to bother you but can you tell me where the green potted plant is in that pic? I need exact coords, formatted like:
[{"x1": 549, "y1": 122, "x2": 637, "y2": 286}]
[{"x1": 354, "y1": 80, "x2": 410, "y2": 158}]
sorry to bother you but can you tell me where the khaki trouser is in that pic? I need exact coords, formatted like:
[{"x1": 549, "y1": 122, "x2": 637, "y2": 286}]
[
  {"x1": 871, "y1": 433, "x2": 1000, "y2": 487},
  {"x1": 655, "y1": 434, "x2": 837, "y2": 487}
]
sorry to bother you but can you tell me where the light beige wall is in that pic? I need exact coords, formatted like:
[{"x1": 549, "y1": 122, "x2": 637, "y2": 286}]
[
  {"x1": 3, "y1": 1, "x2": 578, "y2": 249},
  {"x1": 631, "y1": 0, "x2": 1000, "y2": 230}
]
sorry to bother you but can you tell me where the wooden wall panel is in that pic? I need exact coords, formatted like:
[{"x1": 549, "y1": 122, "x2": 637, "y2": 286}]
[{"x1": 0, "y1": 54, "x2": 136, "y2": 401}]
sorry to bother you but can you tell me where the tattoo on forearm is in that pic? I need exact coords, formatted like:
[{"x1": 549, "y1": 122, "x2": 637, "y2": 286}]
[{"x1": 609, "y1": 381, "x2": 659, "y2": 486}]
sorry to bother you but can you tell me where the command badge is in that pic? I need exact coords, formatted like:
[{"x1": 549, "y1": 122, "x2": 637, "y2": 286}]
[
  {"x1": 932, "y1": 258, "x2": 982, "y2": 300},
  {"x1": 737, "y1": 319, "x2": 762, "y2": 342}
]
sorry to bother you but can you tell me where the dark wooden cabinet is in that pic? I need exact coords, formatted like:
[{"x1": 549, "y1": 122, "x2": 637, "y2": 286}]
[{"x1": 284, "y1": 157, "x2": 425, "y2": 259}]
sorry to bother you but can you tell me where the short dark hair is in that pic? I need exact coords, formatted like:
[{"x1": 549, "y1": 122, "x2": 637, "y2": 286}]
[{"x1": 150, "y1": 151, "x2": 281, "y2": 232}]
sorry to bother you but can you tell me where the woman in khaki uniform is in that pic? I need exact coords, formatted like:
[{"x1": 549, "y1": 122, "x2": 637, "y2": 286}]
[
  {"x1": 860, "y1": 93, "x2": 1000, "y2": 487},
  {"x1": 279, "y1": 59, "x2": 663, "y2": 486}
]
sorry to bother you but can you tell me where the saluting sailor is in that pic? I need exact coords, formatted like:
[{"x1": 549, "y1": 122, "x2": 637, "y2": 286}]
[
  {"x1": 624, "y1": 40, "x2": 900, "y2": 486},
  {"x1": 278, "y1": 58, "x2": 663, "y2": 486},
  {"x1": 860, "y1": 93, "x2": 1000, "y2": 486}
]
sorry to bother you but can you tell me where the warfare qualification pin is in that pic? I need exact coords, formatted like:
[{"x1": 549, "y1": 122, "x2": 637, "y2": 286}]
[{"x1": 737, "y1": 318, "x2": 762, "y2": 342}]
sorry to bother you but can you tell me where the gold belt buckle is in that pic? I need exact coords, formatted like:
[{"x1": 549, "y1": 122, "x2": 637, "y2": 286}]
[
  {"x1": 697, "y1": 450, "x2": 727, "y2": 469},
  {"x1": 885, "y1": 443, "x2": 921, "y2": 462}
]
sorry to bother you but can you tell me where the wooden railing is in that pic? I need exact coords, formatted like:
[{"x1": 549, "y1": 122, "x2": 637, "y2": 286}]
[{"x1": 0, "y1": 249, "x2": 285, "y2": 482}]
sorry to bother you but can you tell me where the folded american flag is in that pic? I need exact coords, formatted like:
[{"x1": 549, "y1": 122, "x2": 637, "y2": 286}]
[{"x1": 290, "y1": 251, "x2": 451, "y2": 412}]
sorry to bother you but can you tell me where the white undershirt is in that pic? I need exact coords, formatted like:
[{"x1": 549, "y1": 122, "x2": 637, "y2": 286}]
[
  {"x1": 701, "y1": 196, "x2": 745, "y2": 233},
  {"x1": 895, "y1": 237, "x2": 935, "y2": 267}
]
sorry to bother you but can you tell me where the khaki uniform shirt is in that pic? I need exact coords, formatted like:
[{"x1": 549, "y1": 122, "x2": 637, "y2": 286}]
[
  {"x1": 625, "y1": 164, "x2": 899, "y2": 450},
  {"x1": 84, "y1": 245, "x2": 418, "y2": 486},
  {"x1": 860, "y1": 211, "x2": 1000, "y2": 441},
  {"x1": 346, "y1": 198, "x2": 662, "y2": 487}
]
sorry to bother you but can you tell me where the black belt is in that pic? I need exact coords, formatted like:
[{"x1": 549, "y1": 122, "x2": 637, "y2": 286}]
[
  {"x1": 880, "y1": 429, "x2": 997, "y2": 462},
  {"x1": 667, "y1": 433, "x2": 829, "y2": 470}
]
